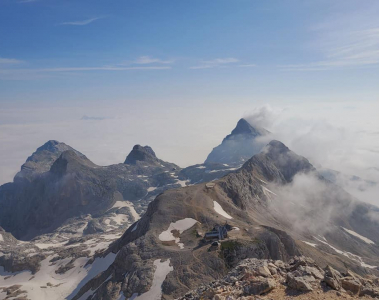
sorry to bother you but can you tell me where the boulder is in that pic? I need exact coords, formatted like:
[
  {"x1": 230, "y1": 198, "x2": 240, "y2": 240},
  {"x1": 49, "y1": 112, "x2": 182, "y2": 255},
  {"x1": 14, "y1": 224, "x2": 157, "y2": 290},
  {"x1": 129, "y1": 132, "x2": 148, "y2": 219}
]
[
  {"x1": 243, "y1": 278, "x2": 276, "y2": 295},
  {"x1": 324, "y1": 265, "x2": 342, "y2": 291},
  {"x1": 287, "y1": 273, "x2": 313, "y2": 292},
  {"x1": 360, "y1": 286, "x2": 379, "y2": 298},
  {"x1": 341, "y1": 277, "x2": 361, "y2": 295},
  {"x1": 298, "y1": 266, "x2": 324, "y2": 280},
  {"x1": 257, "y1": 266, "x2": 271, "y2": 277}
]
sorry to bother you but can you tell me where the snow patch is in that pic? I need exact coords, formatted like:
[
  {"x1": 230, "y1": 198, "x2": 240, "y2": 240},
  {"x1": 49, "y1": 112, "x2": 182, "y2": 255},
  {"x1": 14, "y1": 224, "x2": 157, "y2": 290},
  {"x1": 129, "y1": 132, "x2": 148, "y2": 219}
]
[
  {"x1": 196, "y1": 166, "x2": 206, "y2": 169},
  {"x1": 0, "y1": 252, "x2": 117, "y2": 300},
  {"x1": 342, "y1": 227, "x2": 375, "y2": 245},
  {"x1": 262, "y1": 186, "x2": 277, "y2": 196},
  {"x1": 303, "y1": 241, "x2": 317, "y2": 248},
  {"x1": 213, "y1": 201, "x2": 232, "y2": 219},
  {"x1": 175, "y1": 179, "x2": 188, "y2": 187},
  {"x1": 147, "y1": 187, "x2": 157, "y2": 192},
  {"x1": 158, "y1": 218, "x2": 198, "y2": 249},
  {"x1": 132, "y1": 259, "x2": 173, "y2": 300},
  {"x1": 35, "y1": 241, "x2": 67, "y2": 249},
  {"x1": 314, "y1": 237, "x2": 377, "y2": 269}
]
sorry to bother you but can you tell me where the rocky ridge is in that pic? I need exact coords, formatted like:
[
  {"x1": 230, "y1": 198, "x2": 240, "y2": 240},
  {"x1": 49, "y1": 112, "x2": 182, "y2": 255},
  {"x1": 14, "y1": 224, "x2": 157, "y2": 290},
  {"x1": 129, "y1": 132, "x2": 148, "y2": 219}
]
[
  {"x1": 70, "y1": 140, "x2": 379, "y2": 300},
  {"x1": 178, "y1": 256, "x2": 379, "y2": 300}
]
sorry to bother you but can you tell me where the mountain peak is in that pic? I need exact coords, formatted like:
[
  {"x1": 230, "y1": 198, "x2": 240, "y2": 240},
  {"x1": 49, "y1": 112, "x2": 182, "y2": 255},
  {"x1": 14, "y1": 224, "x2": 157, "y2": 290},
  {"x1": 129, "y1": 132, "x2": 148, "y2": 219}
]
[
  {"x1": 230, "y1": 118, "x2": 269, "y2": 137},
  {"x1": 265, "y1": 140, "x2": 290, "y2": 156},
  {"x1": 124, "y1": 145, "x2": 157, "y2": 165},
  {"x1": 14, "y1": 141, "x2": 83, "y2": 182},
  {"x1": 244, "y1": 140, "x2": 314, "y2": 183},
  {"x1": 36, "y1": 140, "x2": 60, "y2": 151},
  {"x1": 204, "y1": 118, "x2": 270, "y2": 165}
]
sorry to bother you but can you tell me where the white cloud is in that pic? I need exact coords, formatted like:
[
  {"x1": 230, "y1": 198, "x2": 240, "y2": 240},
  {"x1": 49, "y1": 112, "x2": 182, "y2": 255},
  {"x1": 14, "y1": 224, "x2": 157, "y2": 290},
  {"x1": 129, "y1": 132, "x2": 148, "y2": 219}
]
[
  {"x1": 238, "y1": 64, "x2": 256, "y2": 68},
  {"x1": 281, "y1": 2, "x2": 379, "y2": 71},
  {"x1": 0, "y1": 65, "x2": 171, "y2": 80},
  {"x1": 60, "y1": 17, "x2": 105, "y2": 26},
  {"x1": 0, "y1": 58, "x2": 23, "y2": 64},
  {"x1": 132, "y1": 56, "x2": 174, "y2": 65},
  {"x1": 190, "y1": 57, "x2": 239, "y2": 69}
]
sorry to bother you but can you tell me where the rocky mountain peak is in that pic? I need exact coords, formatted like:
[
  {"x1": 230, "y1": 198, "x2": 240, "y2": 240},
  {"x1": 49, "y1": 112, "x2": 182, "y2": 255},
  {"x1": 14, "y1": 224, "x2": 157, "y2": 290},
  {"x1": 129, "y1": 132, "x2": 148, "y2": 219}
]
[
  {"x1": 204, "y1": 118, "x2": 270, "y2": 166},
  {"x1": 124, "y1": 145, "x2": 158, "y2": 165},
  {"x1": 264, "y1": 140, "x2": 290, "y2": 156},
  {"x1": 36, "y1": 140, "x2": 62, "y2": 151},
  {"x1": 231, "y1": 118, "x2": 268, "y2": 137},
  {"x1": 14, "y1": 140, "x2": 83, "y2": 182},
  {"x1": 242, "y1": 140, "x2": 315, "y2": 183},
  {"x1": 50, "y1": 150, "x2": 94, "y2": 175}
]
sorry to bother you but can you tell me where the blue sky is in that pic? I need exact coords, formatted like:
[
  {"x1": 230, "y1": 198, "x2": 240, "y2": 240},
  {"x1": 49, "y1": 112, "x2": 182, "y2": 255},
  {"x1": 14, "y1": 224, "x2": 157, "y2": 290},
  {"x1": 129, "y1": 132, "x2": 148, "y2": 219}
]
[
  {"x1": 1, "y1": 0, "x2": 379, "y2": 105},
  {"x1": 1, "y1": 0, "x2": 379, "y2": 186}
]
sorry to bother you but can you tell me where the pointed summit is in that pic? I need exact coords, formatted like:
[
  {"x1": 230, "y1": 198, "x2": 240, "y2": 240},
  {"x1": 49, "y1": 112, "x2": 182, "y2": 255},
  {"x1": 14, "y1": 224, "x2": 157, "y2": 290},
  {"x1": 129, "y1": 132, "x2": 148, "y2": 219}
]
[
  {"x1": 14, "y1": 140, "x2": 83, "y2": 182},
  {"x1": 231, "y1": 118, "x2": 269, "y2": 136},
  {"x1": 124, "y1": 145, "x2": 158, "y2": 165},
  {"x1": 204, "y1": 118, "x2": 270, "y2": 166}
]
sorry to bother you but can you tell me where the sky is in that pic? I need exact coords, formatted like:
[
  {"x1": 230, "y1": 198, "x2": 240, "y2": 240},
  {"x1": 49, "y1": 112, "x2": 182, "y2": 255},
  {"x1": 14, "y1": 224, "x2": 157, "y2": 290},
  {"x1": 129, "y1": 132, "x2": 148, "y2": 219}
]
[{"x1": 1, "y1": 0, "x2": 379, "y2": 191}]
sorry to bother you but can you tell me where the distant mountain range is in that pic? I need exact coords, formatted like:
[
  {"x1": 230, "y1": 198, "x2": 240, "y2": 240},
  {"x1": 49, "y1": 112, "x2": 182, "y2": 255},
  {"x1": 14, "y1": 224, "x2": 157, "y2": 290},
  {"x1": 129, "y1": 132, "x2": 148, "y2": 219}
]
[{"x1": 1, "y1": 118, "x2": 379, "y2": 300}]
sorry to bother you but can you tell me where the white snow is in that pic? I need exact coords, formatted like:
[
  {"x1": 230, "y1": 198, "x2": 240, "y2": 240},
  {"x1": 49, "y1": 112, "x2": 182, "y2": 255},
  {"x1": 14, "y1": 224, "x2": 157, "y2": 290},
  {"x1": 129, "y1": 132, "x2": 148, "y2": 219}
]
[
  {"x1": 109, "y1": 214, "x2": 129, "y2": 225},
  {"x1": 232, "y1": 227, "x2": 240, "y2": 231},
  {"x1": 213, "y1": 201, "x2": 232, "y2": 219},
  {"x1": 0, "y1": 252, "x2": 117, "y2": 300},
  {"x1": 257, "y1": 178, "x2": 268, "y2": 184},
  {"x1": 132, "y1": 259, "x2": 173, "y2": 300},
  {"x1": 209, "y1": 168, "x2": 237, "y2": 173},
  {"x1": 314, "y1": 237, "x2": 377, "y2": 269},
  {"x1": 0, "y1": 234, "x2": 3, "y2": 242},
  {"x1": 158, "y1": 218, "x2": 198, "y2": 249},
  {"x1": 35, "y1": 241, "x2": 67, "y2": 249},
  {"x1": 342, "y1": 227, "x2": 375, "y2": 245},
  {"x1": 175, "y1": 179, "x2": 188, "y2": 187},
  {"x1": 262, "y1": 186, "x2": 277, "y2": 196},
  {"x1": 303, "y1": 241, "x2": 317, "y2": 248},
  {"x1": 196, "y1": 166, "x2": 206, "y2": 169},
  {"x1": 109, "y1": 201, "x2": 140, "y2": 220},
  {"x1": 147, "y1": 187, "x2": 157, "y2": 192}
]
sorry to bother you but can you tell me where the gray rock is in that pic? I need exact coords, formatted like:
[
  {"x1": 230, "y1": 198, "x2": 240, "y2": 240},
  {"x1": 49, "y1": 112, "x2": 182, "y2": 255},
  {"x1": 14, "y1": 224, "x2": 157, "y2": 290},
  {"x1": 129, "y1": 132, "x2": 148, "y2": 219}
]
[
  {"x1": 324, "y1": 265, "x2": 342, "y2": 291},
  {"x1": 286, "y1": 273, "x2": 313, "y2": 292},
  {"x1": 243, "y1": 278, "x2": 276, "y2": 295},
  {"x1": 341, "y1": 277, "x2": 361, "y2": 295}
]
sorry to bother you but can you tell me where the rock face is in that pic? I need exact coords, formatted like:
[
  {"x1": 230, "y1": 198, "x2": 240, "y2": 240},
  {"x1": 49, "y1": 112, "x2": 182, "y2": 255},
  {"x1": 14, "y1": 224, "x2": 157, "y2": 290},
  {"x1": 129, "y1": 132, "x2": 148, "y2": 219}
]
[
  {"x1": 124, "y1": 145, "x2": 160, "y2": 165},
  {"x1": 0, "y1": 142, "x2": 181, "y2": 239},
  {"x1": 204, "y1": 118, "x2": 269, "y2": 166},
  {"x1": 14, "y1": 140, "x2": 84, "y2": 183}
]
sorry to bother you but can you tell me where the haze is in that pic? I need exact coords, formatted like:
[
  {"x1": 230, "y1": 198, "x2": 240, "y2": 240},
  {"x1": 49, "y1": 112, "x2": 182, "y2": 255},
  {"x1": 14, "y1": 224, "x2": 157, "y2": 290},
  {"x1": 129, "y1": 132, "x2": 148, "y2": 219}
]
[{"x1": 1, "y1": 0, "x2": 379, "y2": 194}]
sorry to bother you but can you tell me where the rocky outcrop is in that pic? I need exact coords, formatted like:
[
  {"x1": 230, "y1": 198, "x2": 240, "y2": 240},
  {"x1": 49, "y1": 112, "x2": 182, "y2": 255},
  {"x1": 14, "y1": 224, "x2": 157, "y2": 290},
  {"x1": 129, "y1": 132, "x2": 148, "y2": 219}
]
[
  {"x1": 178, "y1": 256, "x2": 379, "y2": 300},
  {"x1": 124, "y1": 145, "x2": 160, "y2": 165}
]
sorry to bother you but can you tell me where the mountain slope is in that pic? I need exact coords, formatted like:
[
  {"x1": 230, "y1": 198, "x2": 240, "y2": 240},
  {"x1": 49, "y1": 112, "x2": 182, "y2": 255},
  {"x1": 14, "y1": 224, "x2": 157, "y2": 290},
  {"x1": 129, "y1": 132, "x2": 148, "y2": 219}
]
[
  {"x1": 0, "y1": 142, "x2": 182, "y2": 240},
  {"x1": 72, "y1": 141, "x2": 379, "y2": 300}
]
